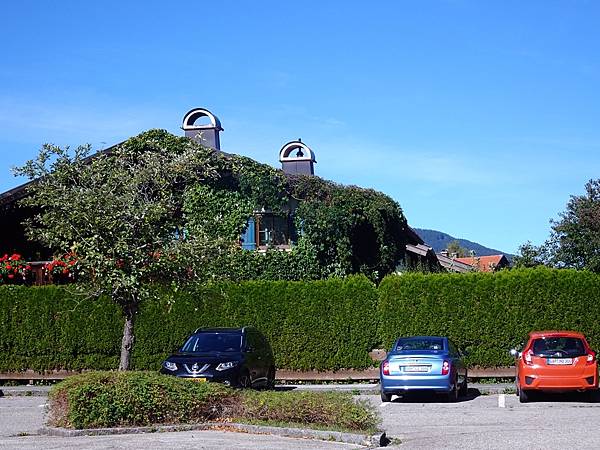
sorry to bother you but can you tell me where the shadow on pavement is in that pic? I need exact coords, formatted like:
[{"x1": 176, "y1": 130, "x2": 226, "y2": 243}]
[
  {"x1": 390, "y1": 388, "x2": 481, "y2": 403},
  {"x1": 520, "y1": 390, "x2": 599, "y2": 404}
]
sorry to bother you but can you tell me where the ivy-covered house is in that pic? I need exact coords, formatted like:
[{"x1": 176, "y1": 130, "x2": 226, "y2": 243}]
[{"x1": 0, "y1": 108, "x2": 436, "y2": 282}]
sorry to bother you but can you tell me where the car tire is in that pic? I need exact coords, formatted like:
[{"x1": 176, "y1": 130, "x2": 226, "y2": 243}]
[
  {"x1": 459, "y1": 376, "x2": 468, "y2": 397},
  {"x1": 266, "y1": 366, "x2": 276, "y2": 390},
  {"x1": 237, "y1": 370, "x2": 251, "y2": 389},
  {"x1": 519, "y1": 388, "x2": 529, "y2": 403},
  {"x1": 447, "y1": 378, "x2": 459, "y2": 402},
  {"x1": 381, "y1": 391, "x2": 392, "y2": 403}
]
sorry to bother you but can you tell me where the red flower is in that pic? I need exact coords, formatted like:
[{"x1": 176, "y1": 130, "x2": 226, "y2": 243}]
[
  {"x1": 62, "y1": 269, "x2": 69, "y2": 275},
  {"x1": 7, "y1": 274, "x2": 14, "y2": 279},
  {"x1": 9, "y1": 253, "x2": 22, "y2": 261}
]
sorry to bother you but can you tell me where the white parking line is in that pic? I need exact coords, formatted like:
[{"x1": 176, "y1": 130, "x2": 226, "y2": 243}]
[{"x1": 498, "y1": 394, "x2": 506, "y2": 408}]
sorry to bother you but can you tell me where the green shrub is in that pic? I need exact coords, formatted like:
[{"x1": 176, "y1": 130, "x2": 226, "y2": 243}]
[
  {"x1": 237, "y1": 390, "x2": 379, "y2": 432},
  {"x1": 47, "y1": 371, "x2": 378, "y2": 433},
  {"x1": 378, "y1": 267, "x2": 600, "y2": 367},
  {"x1": 48, "y1": 371, "x2": 236, "y2": 429}
]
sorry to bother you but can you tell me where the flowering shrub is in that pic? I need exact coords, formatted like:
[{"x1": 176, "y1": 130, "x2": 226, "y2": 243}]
[
  {"x1": 45, "y1": 252, "x2": 79, "y2": 283},
  {"x1": 0, "y1": 253, "x2": 31, "y2": 284}
]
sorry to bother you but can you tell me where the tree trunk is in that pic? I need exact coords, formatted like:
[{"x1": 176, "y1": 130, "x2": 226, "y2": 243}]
[{"x1": 119, "y1": 304, "x2": 136, "y2": 371}]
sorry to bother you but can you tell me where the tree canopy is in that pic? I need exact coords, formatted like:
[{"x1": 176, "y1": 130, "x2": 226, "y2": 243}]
[
  {"x1": 515, "y1": 179, "x2": 600, "y2": 272},
  {"x1": 14, "y1": 130, "x2": 224, "y2": 369}
]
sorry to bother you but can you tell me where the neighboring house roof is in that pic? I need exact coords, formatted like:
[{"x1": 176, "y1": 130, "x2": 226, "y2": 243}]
[
  {"x1": 436, "y1": 253, "x2": 473, "y2": 273},
  {"x1": 454, "y1": 255, "x2": 510, "y2": 272},
  {"x1": 405, "y1": 243, "x2": 432, "y2": 257}
]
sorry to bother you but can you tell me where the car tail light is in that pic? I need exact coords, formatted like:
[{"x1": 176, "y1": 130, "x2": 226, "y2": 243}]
[
  {"x1": 587, "y1": 351, "x2": 596, "y2": 365},
  {"x1": 382, "y1": 360, "x2": 390, "y2": 376},
  {"x1": 442, "y1": 360, "x2": 450, "y2": 375},
  {"x1": 523, "y1": 350, "x2": 533, "y2": 366}
]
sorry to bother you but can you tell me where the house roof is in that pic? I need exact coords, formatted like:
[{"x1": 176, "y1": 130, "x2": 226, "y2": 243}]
[
  {"x1": 454, "y1": 255, "x2": 509, "y2": 272},
  {"x1": 436, "y1": 253, "x2": 473, "y2": 273},
  {"x1": 405, "y1": 243, "x2": 432, "y2": 257}
]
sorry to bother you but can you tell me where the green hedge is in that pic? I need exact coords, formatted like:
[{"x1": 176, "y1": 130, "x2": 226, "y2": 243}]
[
  {"x1": 2, "y1": 268, "x2": 600, "y2": 372},
  {"x1": 0, "y1": 285, "x2": 121, "y2": 371},
  {"x1": 0, "y1": 275, "x2": 378, "y2": 372},
  {"x1": 133, "y1": 275, "x2": 379, "y2": 370},
  {"x1": 378, "y1": 268, "x2": 600, "y2": 367}
]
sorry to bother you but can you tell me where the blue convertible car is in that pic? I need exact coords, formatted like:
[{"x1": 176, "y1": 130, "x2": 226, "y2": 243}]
[{"x1": 380, "y1": 336, "x2": 468, "y2": 402}]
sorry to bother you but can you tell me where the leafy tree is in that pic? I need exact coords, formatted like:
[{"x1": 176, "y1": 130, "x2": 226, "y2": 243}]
[
  {"x1": 14, "y1": 130, "x2": 223, "y2": 370},
  {"x1": 446, "y1": 240, "x2": 469, "y2": 258},
  {"x1": 546, "y1": 179, "x2": 600, "y2": 272},
  {"x1": 513, "y1": 241, "x2": 547, "y2": 268}
]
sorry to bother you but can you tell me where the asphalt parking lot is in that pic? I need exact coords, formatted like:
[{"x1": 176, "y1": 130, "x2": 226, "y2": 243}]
[
  {"x1": 372, "y1": 389, "x2": 600, "y2": 449},
  {"x1": 3, "y1": 386, "x2": 600, "y2": 449}
]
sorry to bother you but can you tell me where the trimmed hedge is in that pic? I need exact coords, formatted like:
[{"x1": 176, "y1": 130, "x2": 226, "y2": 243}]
[
  {"x1": 132, "y1": 275, "x2": 379, "y2": 371},
  {"x1": 0, "y1": 275, "x2": 378, "y2": 372},
  {"x1": 2, "y1": 268, "x2": 600, "y2": 371},
  {"x1": 0, "y1": 285, "x2": 121, "y2": 371},
  {"x1": 378, "y1": 268, "x2": 600, "y2": 367}
]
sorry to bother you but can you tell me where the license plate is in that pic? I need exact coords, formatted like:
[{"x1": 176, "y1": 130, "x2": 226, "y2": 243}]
[
  {"x1": 547, "y1": 358, "x2": 573, "y2": 365},
  {"x1": 188, "y1": 377, "x2": 207, "y2": 382},
  {"x1": 404, "y1": 365, "x2": 429, "y2": 373}
]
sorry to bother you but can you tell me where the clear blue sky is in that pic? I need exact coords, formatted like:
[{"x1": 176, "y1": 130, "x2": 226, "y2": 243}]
[{"x1": 1, "y1": 1, "x2": 599, "y2": 254}]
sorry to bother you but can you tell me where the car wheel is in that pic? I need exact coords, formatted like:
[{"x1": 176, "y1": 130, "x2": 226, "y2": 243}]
[
  {"x1": 238, "y1": 371, "x2": 251, "y2": 389},
  {"x1": 266, "y1": 366, "x2": 276, "y2": 390},
  {"x1": 519, "y1": 388, "x2": 529, "y2": 403},
  {"x1": 459, "y1": 376, "x2": 468, "y2": 397},
  {"x1": 381, "y1": 390, "x2": 392, "y2": 403},
  {"x1": 447, "y1": 378, "x2": 459, "y2": 402}
]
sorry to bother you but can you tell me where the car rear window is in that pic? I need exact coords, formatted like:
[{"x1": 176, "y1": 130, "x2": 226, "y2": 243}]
[
  {"x1": 531, "y1": 337, "x2": 586, "y2": 357},
  {"x1": 395, "y1": 338, "x2": 444, "y2": 351},
  {"x1": 181, "y1": 333, "x2": 242, "y2": 353}
]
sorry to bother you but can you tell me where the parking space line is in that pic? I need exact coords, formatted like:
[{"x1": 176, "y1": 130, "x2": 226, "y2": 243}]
[{"x1": 498, "y1": 394, "x2": 505, "y2": 408}]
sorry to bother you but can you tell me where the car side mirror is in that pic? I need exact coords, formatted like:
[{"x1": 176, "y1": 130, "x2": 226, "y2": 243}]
[{"x1": 509, "y1": 349, "x2": 520, "y2": 358}]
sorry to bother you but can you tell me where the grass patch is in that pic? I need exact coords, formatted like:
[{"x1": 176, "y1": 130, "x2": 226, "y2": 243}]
[
  {"x1": 47, "y1": 371, "x2": 379, "y2": 433},
  {"x1": 234, "y1": 390, "x2": 379, "y2": 433}
]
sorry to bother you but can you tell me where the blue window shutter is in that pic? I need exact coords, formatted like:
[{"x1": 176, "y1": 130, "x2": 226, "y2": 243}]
[{"x1": 241, "y1": 218, "x2": 256, "y2": 250}]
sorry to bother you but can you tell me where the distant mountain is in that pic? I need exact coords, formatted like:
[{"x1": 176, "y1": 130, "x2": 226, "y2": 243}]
[{"x1": 414, "y1": 228, "x2": 513, "y2": 259}]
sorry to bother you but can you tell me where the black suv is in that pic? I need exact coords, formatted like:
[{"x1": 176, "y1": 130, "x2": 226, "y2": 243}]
[{"x1": 160, "y1": 327, "x2": 276, "y2": 388}]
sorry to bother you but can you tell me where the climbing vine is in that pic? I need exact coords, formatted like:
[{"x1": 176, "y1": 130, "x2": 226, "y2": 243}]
[{"x1": 171, "y1": 130, "x2": 409, "y2": 282}]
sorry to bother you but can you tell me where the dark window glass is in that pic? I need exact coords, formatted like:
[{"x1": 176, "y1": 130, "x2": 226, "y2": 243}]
[
  {"x1": 181, "y1": 333, "x2": 242, "y2": 353},
  {"x1": 395, "y1": 338, "x2": 444, "y2": 352},
  {"x1": 258, "y1": 214, "x2": 289, "y2": 246},
  {"x1": 531, "y1": 337, "x2": 586, "y2": 357}
]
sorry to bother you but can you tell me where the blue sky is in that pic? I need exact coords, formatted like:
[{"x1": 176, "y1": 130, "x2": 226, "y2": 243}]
[{"x1": 1, "y1": 1, "x2": 599, "y2": 254}]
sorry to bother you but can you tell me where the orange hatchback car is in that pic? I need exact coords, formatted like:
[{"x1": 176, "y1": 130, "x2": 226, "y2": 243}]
[{"x1": 511, "y1": 331, "x2": 598, "y2": 403}]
